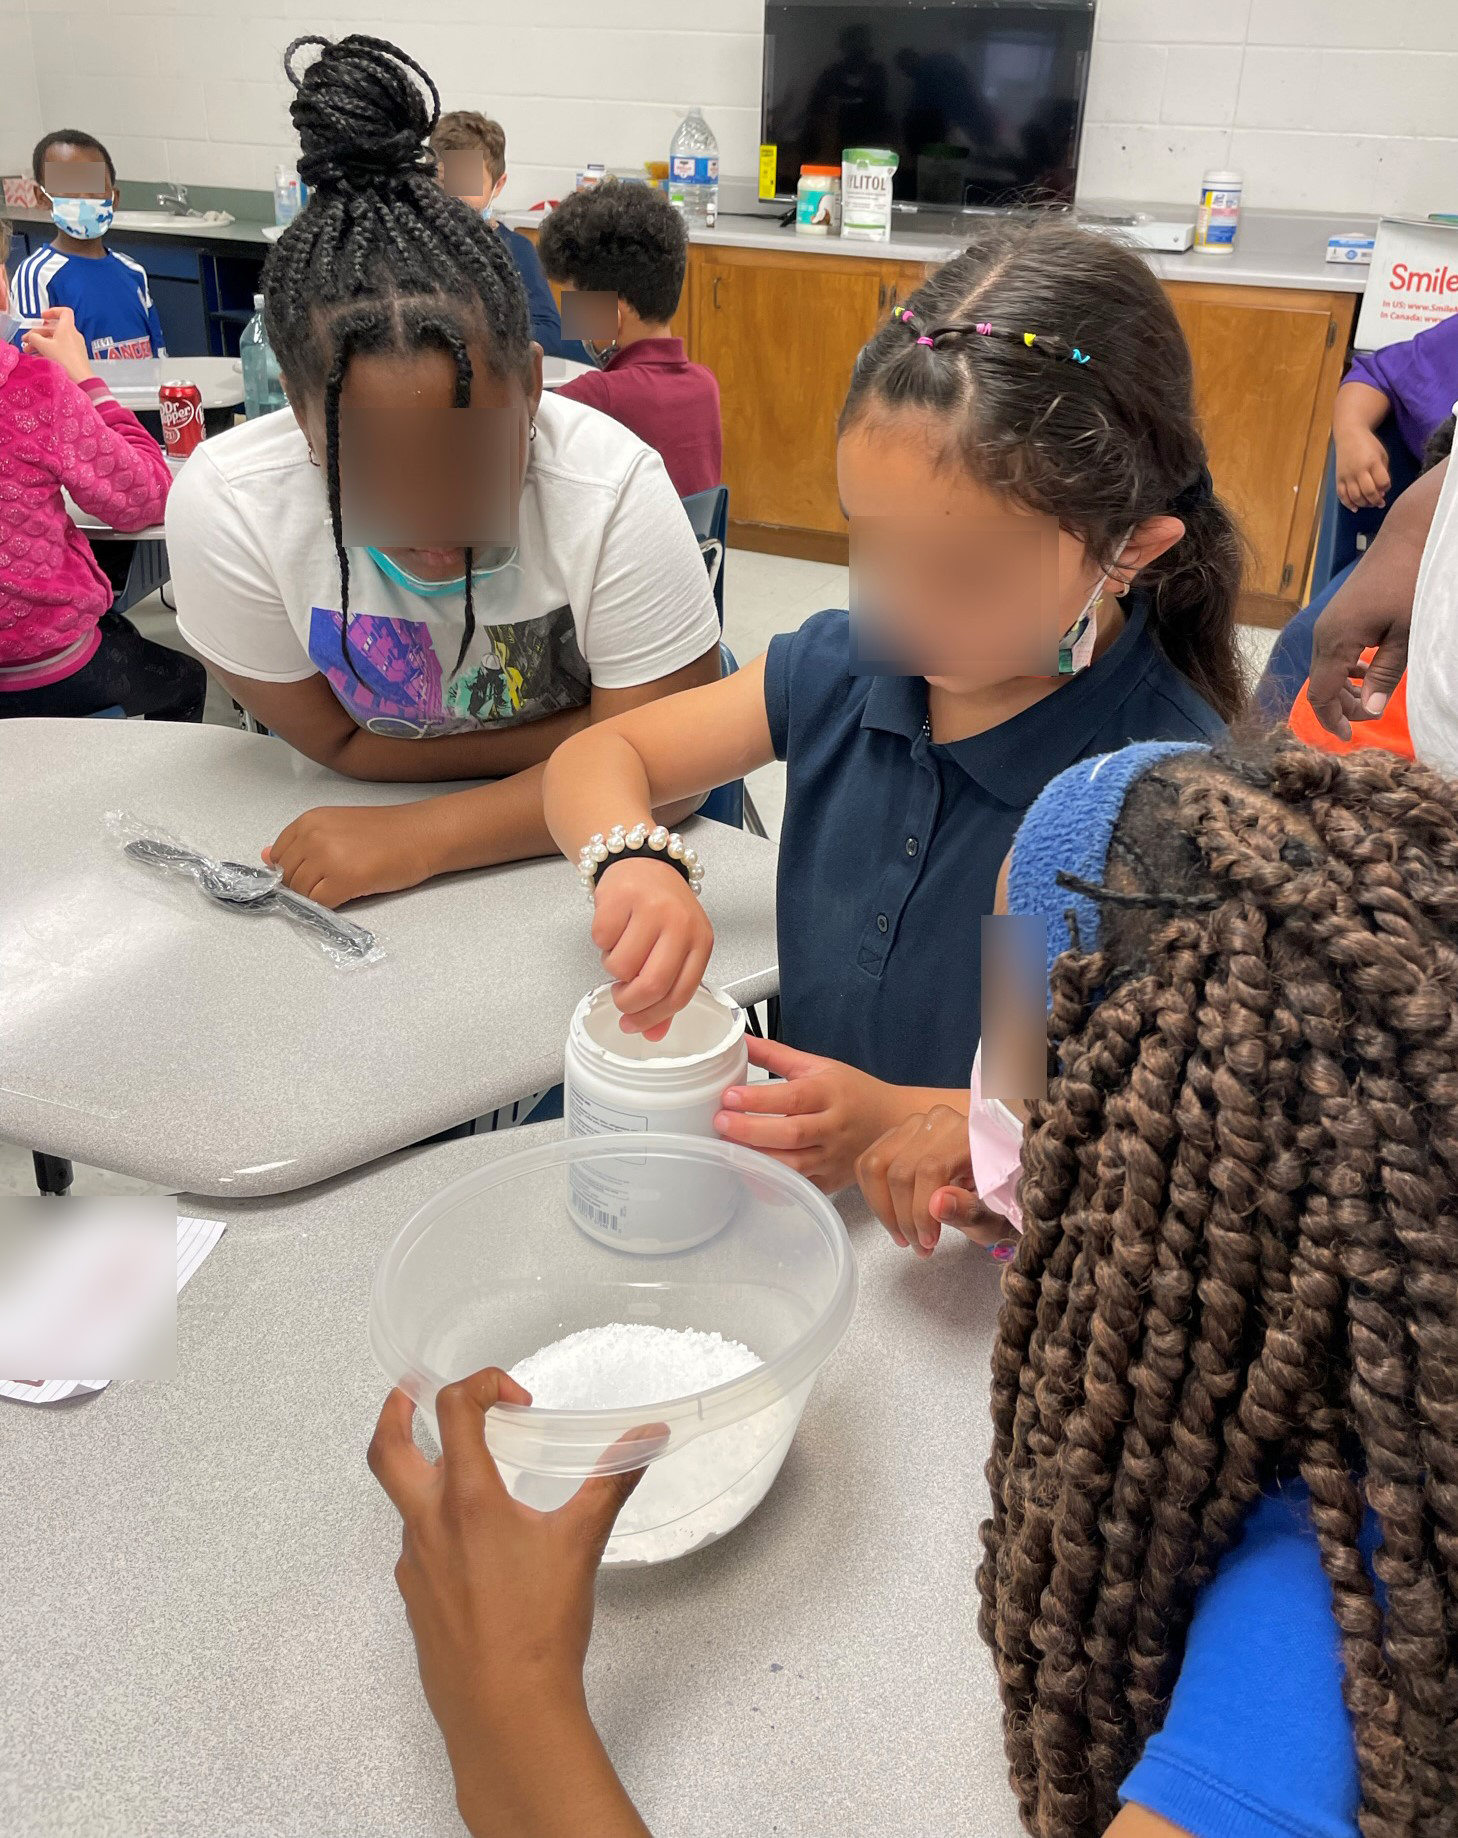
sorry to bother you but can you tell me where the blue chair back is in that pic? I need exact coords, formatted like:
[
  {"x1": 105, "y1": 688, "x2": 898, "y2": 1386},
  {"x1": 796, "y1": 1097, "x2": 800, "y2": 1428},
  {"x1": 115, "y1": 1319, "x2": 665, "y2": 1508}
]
[
  {"x1": 699, "y1": 641, "x2": 745, "y2": 828},
  {"x1": 680, "y1": 486, "x2": 729, "y2": 629},
  {"x1": 1309, "y1": 414, "x2": 1420, "y2": 599},
  {"x1": 112, "y1": 537, "x2": 171, "y2": 617}
]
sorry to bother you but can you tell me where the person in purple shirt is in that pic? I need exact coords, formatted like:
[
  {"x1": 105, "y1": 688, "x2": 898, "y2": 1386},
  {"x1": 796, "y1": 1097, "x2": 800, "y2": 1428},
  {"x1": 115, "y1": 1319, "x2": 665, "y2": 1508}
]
[{"x1": 1333, "y1": 309, "x2": 1458, "y2": 509}]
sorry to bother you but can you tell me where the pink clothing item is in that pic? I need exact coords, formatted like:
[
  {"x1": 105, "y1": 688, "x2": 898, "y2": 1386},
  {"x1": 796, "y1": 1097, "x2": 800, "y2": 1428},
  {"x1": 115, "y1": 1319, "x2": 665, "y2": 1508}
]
[
  {"x1": 968, "y1": 1044, "x2": 1025, "y2": 1239},
  {"x1": 0, "y1": 343, "x2": 172, "y2": 676}
]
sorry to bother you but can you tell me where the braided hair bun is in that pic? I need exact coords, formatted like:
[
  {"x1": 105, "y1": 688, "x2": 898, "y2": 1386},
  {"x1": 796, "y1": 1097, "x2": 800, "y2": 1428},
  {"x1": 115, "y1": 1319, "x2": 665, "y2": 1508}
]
[{"x1": 284, "y1": 33, "x2": 441, "y2": 197}]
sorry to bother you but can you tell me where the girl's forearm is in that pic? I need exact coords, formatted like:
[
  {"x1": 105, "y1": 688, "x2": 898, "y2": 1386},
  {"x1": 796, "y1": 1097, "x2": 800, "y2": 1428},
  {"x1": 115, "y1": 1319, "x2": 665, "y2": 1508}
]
[
  {"x1": 329, "y1": 704, "x2": 592, "y2": 783},
  {"x1": 542, "y1": 728, "x2": 660, "y2": 859},
  {"x1": 451, "y1": 1691, "x2": 651, "y2": 1838},
  {"x1": 1333, "y1": 379, "x2": 1391, "y2": 439},
  {"x1": 404, "y1": 762, "x2": 708, "y2": 882}
]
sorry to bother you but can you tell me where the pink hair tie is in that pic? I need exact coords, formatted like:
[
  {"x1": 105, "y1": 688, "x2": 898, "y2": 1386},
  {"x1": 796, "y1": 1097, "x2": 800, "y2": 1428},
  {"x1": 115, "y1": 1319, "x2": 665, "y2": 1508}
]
[
  {"x1": 916, "y1": 335, "x2": 934, "y2": 347},
  {"x1": 976, "y1": 322, "x2": 993, "y2": 336}
]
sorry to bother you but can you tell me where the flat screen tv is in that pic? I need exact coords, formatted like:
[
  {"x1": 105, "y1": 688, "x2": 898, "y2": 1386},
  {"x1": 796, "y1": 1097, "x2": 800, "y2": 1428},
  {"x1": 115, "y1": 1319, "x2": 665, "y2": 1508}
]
[{"x1": 761, "y1": 0, "x2": 1094, "y2": 211}]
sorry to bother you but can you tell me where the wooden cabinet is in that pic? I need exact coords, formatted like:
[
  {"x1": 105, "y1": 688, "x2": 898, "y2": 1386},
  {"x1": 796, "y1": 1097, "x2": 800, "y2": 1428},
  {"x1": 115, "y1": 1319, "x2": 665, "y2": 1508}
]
[
  {"x1": 1166, "y1": 283, "x2": 1354, "y2": 622},
  {"x1": 693, "y1": 247, "x2": 887, "y2": 537}
]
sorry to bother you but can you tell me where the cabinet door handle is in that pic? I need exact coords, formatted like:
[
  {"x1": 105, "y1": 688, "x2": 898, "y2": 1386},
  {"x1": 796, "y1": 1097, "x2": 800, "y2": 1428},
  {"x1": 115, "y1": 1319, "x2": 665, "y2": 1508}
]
[
  {"x1": 878, "y1": 280, "x2": 886, "y2": 310},
  {"x1": 888, "y1": 284, "x2": 898, "y2": 312},
  {"x1": 712, "y1": 276, "x2": 722, "y2": 309}
]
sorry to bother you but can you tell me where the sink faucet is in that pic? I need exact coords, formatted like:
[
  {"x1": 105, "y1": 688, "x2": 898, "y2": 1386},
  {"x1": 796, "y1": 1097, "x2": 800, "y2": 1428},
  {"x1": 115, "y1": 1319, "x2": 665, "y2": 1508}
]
[{"x1": 156, "y1": 184, "x2": 191, "y2": 215}]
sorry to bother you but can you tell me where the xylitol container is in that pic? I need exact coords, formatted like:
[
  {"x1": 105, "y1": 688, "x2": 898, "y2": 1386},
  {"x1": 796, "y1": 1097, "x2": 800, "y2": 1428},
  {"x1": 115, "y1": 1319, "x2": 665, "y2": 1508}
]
[
  {"x1": 564, "y1": 984, "x2": 749, "y2": 1252},
  {"x1": 1194, "y1": 169, "x2": 1242, "y2": 255},
  {"x1": 841, "y1": 147, "x2": 898, "y2": 242}
]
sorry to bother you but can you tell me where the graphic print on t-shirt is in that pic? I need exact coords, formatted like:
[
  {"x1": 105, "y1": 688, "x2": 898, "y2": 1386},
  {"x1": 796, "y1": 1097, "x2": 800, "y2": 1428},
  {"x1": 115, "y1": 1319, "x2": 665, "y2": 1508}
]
[{"x1": 307, "y1": 602, "x2": 592, "y2": 736}]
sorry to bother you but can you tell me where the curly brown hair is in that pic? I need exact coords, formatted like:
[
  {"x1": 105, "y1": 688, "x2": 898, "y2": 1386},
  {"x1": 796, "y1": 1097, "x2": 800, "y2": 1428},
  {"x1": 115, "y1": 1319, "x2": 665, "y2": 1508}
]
[{"x1": 977, "y1": 733, "x2": 1458, "y2": 1838}]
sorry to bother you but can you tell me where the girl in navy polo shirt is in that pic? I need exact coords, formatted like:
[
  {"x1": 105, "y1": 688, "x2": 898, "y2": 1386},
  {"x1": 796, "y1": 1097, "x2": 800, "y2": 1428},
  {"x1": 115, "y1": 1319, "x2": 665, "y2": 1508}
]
[
  {"x1": 543, "y1": 219, "x2": 1238, "y2": 1194},
  {"x1": 370, "y1": 731, "x2": 1458, "y2": 1838}
]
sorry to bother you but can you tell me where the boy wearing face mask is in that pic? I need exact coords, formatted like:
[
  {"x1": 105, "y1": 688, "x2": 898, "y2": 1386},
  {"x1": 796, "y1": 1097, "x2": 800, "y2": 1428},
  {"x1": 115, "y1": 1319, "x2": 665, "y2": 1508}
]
[
  {"x1": 11, "y1": 133, "x2": 167, "y2": 362},
  {"x1": 537, "y1": 180, "x2": 723, "y2": 498},
  {"x1": 429, "y1": 111, "x2": 589, "y2": 365}
]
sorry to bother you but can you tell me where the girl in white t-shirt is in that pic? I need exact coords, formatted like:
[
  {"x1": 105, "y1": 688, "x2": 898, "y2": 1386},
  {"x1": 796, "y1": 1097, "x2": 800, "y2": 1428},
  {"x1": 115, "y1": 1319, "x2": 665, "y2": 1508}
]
[{"x1": 166, "y1": 35, "x2": 718, "y2": 907}]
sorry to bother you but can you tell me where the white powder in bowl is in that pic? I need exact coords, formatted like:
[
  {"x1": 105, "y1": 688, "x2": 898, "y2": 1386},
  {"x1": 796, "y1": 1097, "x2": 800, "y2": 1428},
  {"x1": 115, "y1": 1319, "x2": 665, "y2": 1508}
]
[
  {"x1": 509, "y1": 1321, "x2": 761, "y2": 1406},
  {"x1": 507, "y1": 1323, "x2": 798, "y2": 1564}
]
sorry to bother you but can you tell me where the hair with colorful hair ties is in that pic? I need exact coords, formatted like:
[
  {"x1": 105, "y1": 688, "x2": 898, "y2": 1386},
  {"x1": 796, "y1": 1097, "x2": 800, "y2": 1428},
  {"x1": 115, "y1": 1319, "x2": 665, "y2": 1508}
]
[{"x1": 894, "y1": 301, "x2": 1091, "y2": 365}]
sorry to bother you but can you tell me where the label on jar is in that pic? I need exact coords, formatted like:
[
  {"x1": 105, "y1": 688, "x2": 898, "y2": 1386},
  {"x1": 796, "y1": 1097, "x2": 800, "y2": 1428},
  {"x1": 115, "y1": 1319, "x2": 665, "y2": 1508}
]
[
  {"x1": 568, "y1": 1084, "x2": 648, "y2": 1141},
  {"x1": 1196, "y1": 186, "x2": 1241, "y2": 249},
  {"x1": 796, "y1": 181, "x2": 838, "y2": 233}
]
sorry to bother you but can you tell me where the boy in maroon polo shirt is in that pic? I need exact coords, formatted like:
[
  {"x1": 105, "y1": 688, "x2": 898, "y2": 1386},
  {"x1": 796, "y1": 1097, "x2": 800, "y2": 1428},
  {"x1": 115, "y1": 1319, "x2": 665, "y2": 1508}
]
[{"x1": 537, "y1": 181, "x2": 722, "y2": 497}]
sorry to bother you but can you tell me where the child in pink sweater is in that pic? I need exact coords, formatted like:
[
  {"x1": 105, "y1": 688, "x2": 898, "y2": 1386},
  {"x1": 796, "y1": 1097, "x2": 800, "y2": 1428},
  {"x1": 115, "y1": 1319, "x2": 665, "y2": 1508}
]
[{"x1": 0, "y1": 226, "x2": 204, "y2": 720}]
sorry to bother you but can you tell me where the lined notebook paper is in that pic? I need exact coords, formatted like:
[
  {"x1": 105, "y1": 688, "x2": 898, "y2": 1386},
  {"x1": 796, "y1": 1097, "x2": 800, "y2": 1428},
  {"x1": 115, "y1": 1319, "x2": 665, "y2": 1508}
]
[{"x1": 0, "y1": 1215, "x2": 226, "y2": 1406}]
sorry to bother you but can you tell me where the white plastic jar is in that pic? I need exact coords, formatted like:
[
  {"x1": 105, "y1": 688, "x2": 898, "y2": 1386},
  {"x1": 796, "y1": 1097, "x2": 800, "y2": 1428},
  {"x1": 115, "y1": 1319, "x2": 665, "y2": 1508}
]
[
  {"x1": 1194, "y1": 169, "x2": 1242, "y2": 255},
  {"x1": 564, "y1": 984, "x2": 749, "y2": 1253},
  {"x1": 796, "y1": 165, "x2": 841, "y2": 235}
]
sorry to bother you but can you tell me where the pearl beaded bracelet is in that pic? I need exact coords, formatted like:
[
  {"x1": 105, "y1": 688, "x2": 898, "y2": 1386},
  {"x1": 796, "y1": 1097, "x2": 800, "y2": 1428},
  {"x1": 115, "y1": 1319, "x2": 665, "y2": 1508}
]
[{"x1": 576, "y1": 824, "x2": 705, "y2": 903}]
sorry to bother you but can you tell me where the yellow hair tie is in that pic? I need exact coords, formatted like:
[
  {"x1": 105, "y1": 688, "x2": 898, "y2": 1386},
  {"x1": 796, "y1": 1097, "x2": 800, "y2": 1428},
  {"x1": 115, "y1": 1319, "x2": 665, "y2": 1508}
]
[{"x1": 1024, "y1": 331, "x2": 1036, "y2": 347}]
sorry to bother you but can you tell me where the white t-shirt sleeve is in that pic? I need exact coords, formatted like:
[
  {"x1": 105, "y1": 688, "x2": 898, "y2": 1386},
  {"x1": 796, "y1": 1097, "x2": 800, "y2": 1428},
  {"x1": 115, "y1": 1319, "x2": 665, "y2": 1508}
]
[
  {"x1": 1407, "y1": 452, "x2": 1458, "y2": 777},
  {"x1": 576, "y1": 445, "x2": 720, "y2": 691},
  {"x1": 166, "y1": 446, "x2": 317, "y2": 684}
]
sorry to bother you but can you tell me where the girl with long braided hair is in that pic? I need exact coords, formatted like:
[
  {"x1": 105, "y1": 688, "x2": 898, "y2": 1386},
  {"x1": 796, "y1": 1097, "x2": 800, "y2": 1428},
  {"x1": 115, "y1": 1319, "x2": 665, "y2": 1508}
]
[
  {"x1": 356, "y1": 730, "x2": 1458, "y2": 1838},
  {"x1": 165, "y1": 35, "x2": 718, "y2": 907},
  {"x1": 958, "y1": 731, "x2": 1458, "y2": 1838}
]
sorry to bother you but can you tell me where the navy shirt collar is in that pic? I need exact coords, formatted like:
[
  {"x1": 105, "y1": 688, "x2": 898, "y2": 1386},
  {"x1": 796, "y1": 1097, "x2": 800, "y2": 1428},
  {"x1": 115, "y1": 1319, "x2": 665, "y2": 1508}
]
[{"x1": 860, "y1": 597, "x2": 1165, "y2": 808}]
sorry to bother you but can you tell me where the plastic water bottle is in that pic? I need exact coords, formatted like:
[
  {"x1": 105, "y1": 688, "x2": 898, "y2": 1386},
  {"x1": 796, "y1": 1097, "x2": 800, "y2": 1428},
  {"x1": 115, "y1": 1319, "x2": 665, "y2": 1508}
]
[
  {"x1": 669, "y1": 108, "x2": 719, "y2": 229},
  {"x1": 240, "y1": 295, "x2": 287, "y2": 419},
  {"x1": 273, "y1": 164, "x2": 303, "y2": 227}
]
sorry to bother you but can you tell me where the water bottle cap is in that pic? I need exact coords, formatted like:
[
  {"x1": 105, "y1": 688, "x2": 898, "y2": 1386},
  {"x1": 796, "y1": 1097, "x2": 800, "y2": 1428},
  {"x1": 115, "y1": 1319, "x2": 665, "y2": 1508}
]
[{"x1": 253, "y1": 294, "x2": 265, "y2": 309}]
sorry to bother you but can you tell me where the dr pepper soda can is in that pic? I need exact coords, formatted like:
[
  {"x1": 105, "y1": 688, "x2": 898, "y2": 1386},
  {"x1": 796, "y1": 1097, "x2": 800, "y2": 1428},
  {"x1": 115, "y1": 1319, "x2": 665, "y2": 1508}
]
[{"x1": 158, "y1": 379, "x2": 205, "y2": 458}]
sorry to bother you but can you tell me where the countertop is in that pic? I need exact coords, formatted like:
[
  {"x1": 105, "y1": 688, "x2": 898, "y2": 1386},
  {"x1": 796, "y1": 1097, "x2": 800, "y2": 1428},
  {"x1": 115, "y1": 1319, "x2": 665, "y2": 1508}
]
[
  {"x1": 4, "y1": 203, "x2": 279, "y2": 251},
  {"x1": 507, "y1": 204, "x2": 1380, "y2": 294},
  {"x1": 4, "y1": 200, "x2": 1376, "y2": 293},
  {"x1": 0, "y1": 1124, "x2": 1015, "y2": 1838}
]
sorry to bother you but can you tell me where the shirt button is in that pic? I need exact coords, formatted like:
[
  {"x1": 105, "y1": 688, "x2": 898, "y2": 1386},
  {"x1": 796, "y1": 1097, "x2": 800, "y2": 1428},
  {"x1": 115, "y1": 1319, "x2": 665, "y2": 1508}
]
[
  {"x1": 905, "y1": 837, "x2": 919, "y2": 857},
  {"x1": 876, "y1": 913, "x2": 889, "y2": 933}
]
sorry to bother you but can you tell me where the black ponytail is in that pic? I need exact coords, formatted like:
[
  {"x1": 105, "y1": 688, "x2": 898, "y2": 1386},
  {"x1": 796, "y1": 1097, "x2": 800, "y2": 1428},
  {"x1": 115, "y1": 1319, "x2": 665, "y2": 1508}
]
[
  {"x1": 842, "y1": 220, "x2": 1247, "y2": 722},
  {"x1": 261, "y1": 35, "x2": 528, "y2": 680}
]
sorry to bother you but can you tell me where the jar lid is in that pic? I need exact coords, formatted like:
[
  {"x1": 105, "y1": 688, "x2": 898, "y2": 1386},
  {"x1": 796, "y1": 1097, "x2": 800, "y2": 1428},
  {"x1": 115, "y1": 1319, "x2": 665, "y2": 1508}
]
[{"x1": 801, "y1": 165, "x2": 840, "y2": 177}]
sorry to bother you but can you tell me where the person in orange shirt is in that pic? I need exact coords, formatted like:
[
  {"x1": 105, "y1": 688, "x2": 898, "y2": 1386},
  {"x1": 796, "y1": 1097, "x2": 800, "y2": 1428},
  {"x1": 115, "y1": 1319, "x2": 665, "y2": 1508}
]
[{"x1": 1281, "y1": 412, "x2": 1451, "y2": 761}]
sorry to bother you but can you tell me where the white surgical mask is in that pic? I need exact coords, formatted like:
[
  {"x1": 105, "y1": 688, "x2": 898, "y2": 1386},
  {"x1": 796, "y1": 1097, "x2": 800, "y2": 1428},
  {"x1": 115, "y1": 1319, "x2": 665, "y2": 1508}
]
[
  {"x1": 1058, "y1": 529, "x2": 1134, "y2": 676},
  {"x1": 49, "y1": 196, "x2": 114, "y2": 240},
  {"x1": 967, "y1": 1043, "x2": 1025, "y2": 1236}
]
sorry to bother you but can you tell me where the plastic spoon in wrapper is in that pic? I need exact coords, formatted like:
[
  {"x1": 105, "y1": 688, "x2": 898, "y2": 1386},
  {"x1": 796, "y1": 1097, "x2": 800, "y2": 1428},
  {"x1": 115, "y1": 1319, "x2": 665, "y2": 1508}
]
[{"x1": 123, "y1": 837, "x2": 378, "y2": 961}]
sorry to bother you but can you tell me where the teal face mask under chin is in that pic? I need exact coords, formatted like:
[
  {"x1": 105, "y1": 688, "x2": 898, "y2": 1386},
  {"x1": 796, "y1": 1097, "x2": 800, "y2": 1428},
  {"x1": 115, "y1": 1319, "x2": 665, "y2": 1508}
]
[{"x1": 365, "y1": 545, "x2": 518, "y2": 598}]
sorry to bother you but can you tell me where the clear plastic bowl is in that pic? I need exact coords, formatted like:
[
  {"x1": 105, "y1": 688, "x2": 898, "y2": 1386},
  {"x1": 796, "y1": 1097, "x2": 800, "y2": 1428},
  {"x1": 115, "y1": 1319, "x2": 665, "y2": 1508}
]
[{"x1": 368, "y1": 1134, "x2": 858, "y2": 1565}]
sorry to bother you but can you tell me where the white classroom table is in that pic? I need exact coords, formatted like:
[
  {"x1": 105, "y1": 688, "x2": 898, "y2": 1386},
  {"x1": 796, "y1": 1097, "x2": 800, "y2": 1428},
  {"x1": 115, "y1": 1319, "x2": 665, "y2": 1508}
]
[
  {"x1": 0, "y1": 720, "x2": 779, "y2": 1197},
  {"x1": 0, "y1": 1124, "x2": 1017, "y2": 1838},
  {"x1": 96, "y1": 355, "x2": 245, "y2": 412},
  {"x1": 543, "y1": 355, "x2": 594, "y2": 387}
]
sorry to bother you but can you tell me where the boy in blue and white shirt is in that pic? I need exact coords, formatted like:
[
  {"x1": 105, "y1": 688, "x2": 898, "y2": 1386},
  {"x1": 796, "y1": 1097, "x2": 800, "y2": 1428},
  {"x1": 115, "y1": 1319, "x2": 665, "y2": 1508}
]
[{"x1": 12, "y1": 130, "x2": 167, "y2": 361}]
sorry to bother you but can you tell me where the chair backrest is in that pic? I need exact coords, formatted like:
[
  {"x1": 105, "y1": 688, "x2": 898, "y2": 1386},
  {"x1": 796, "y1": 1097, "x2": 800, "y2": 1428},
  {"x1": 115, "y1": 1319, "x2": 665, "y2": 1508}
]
[{"x1": 680, "y1": 486, "x2": 729, "y2": 630}]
